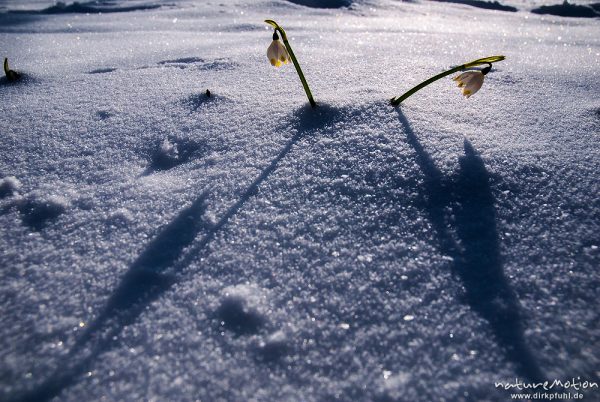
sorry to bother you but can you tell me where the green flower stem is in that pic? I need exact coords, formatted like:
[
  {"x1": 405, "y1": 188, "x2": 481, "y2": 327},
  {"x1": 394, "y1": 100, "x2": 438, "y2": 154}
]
[
  {"x1": 265, "y1": 19, "x2": 316, "y2": 107},
  {"x1": 390, "y1": 55, "x2": 505, "y2": 106}
]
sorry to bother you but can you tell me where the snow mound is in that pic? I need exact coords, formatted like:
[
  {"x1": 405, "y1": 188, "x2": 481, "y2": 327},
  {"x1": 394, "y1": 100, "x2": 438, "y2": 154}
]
[
  {"x1": 431, "y1": 0, "x2": 517, "y2": 12},
  {"x1": 16, "y1": 195, "x2": 68, "y2": 230},
  {"x1": 10, "y1": 1, "x2": 162, "y2": 14},
  {"x1": 87, "y1": 68, "x2": 117, "y2": 74},
  {"x1": 376, "y1": 371, "x2": 412, "y2": 402},
  {"x1": 145, "y1": 137, "x2": 208, "y2": 174},
  {"x1": 157, "y1": 57, "x2": 237, "y2": 71},
  {"x1": 286, "y1": 0, "x2": 352, "y2": 8},
  {"x1": 106, "y1": 207, "x2": 134, "y2": 228},
  {"x1": 0, "y1": 176, "x2": 21, "y2": 198},
  {"x1": 217, "y1": 284, "x2": 268, "y2": 335},
  {"x1": 254, "y1": 329, "x2": 289, "y2": 361},
  {"x1": 183, "y1": 91, "x2": 222, "y2": 112},
  {"x1": 157, "y1": 57, "x2": 205, "y2": 65},
  {"x1": 151, "y1": 138, "x2": 181, "y2": 171},
  {"x1": 532, "y1": 1, "x2": 600, "y2": 17}
]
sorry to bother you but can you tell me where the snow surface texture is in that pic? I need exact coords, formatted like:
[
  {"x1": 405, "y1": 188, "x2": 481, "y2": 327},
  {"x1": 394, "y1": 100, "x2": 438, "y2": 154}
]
[{"x1": 1, "y1": 0, "x2": 599, "y2": 401}]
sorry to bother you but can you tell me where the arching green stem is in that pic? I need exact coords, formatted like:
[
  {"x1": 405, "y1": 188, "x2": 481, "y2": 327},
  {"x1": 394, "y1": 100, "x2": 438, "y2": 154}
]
[
  {"x1": 265, "y1": 19, "x2": 316, "y2": 107},
  {"x1": 390, "y1": 55, "x2": 505, "y2": 106}
]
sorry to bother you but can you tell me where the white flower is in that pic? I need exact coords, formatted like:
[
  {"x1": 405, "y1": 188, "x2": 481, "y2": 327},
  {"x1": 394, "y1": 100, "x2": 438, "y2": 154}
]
[
  {"x1": 267, "y1": 34, "x2": 290, "y2": 67},
  {"x1": 453, "y1": 71, "x2": 485, "y2": 98}
]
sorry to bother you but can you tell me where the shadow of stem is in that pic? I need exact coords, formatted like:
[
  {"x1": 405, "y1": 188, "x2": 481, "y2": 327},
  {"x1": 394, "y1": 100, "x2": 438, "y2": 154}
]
[
  {"x1": 396, "y1": 109, "x2": 545, "y2": 383},
  {"x1": 11, "y1": 104, "x2": 340, "y2": 402},
  {"x1": 11, "y1": 193, "x2": 210, "y2": 402}
]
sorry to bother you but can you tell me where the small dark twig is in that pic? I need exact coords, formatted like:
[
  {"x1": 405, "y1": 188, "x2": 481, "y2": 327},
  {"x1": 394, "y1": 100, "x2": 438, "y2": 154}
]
[{"x1": 4, "y1": 58, "x2": 22, "y2": 82}]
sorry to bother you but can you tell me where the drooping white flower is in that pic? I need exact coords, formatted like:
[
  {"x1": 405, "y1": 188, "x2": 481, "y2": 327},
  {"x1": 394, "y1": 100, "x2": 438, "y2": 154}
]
[
  {"x1": 267, "y1": 32, "x2": 290, "y2": 67},
  {"x1": 453, "y1": 71, "x2": 485, "y2": 98}
]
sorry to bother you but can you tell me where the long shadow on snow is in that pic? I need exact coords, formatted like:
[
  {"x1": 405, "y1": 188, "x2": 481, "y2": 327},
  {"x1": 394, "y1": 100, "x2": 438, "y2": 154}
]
[
  {"x1": 11, "y1": 104, "x2": 340, "y2": 402},
  {"x1": 10, "y1": 193, "x2": 209, "y2": 402},
  {"x1": 174, "y1": 103, "x2": 341, "y2": 270},
  {"x1": 396, "y1": 110, "x2": 545, "y2": 383}
]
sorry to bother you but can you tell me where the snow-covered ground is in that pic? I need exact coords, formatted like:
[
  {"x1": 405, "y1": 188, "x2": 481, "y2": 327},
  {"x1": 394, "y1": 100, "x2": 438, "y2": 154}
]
[{"x1": 1, "y1": 0, "x2": 599, "y2": 401}]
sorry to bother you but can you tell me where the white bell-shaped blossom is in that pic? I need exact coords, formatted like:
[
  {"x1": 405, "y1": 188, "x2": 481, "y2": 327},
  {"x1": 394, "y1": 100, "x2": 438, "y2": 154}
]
[
  {"x1": 267, "y1": 37, "x2": 290, "y2": 67},
  {"x1": 453, "y1": 71, "x2": 485, "y2": 98}
]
